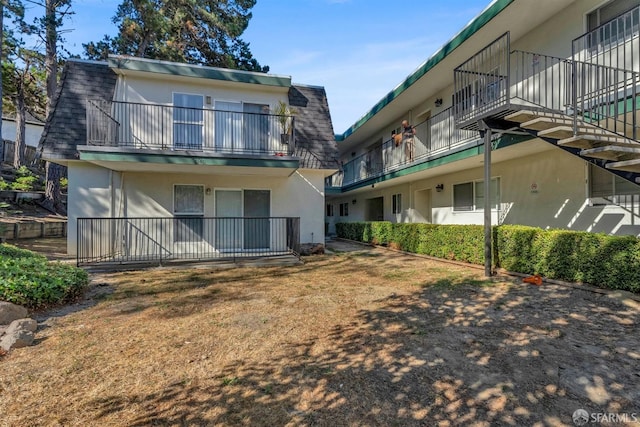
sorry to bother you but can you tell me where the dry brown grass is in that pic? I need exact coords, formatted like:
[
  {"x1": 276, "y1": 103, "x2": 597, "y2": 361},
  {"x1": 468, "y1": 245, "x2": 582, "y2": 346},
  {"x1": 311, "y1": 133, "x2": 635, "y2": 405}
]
[{"x1": 1, "y1": 248, "x2": 638, "y2": 426}]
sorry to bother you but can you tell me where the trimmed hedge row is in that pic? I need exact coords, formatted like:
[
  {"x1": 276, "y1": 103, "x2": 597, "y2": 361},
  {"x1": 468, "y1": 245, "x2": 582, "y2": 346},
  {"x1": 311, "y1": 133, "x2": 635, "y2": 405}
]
[
  {"x1": 335, "y1": 222, "x2": 640, "y2": 293},
  {"x1": 0, "y1": 243, "x2": 89, "y2": 308}
]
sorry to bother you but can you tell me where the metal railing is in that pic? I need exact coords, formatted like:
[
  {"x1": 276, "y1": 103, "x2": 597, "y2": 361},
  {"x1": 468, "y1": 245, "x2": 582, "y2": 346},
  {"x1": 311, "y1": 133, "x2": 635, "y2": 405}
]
[
  {"x1": 453, "y1": 32, "x2": 639, "y2": 141},
  {"x1": 326, "y1": 107, "x2": 478, "y2": 187},
  {"x1": 510, "y1": 50, "x2": 573, "y2": 113},
  {"x1": 86, "y1": 100, "x2": 296, "y2": 156},
  {"x1": 573, "y1": 60, "x2": 638, "y2": 140},
  {"x1": 77, "y1": 216, "x2": 301, "y2": 266},
  {"x1": 453, "y1": 32, "x2": 511, "y2": 126},
  {"x1": 573, "y1": 4, "x2": 640, "y2": 73}
]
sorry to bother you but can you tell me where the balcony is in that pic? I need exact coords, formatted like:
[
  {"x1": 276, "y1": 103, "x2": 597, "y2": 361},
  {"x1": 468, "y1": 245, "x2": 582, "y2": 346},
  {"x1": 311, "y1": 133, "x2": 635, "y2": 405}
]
[
  {"x1": 454, "y1": 31, "x2": 639, "y2": 139},
  {"x1": 77, "y1": 216, "x2": 301, "y2": 266},
  {"x1": 326, "y1": 107, "x2": 479, "y2": 188},
  {"x1": 86, "y1": 100, "x2": 296, "y2": 157}
]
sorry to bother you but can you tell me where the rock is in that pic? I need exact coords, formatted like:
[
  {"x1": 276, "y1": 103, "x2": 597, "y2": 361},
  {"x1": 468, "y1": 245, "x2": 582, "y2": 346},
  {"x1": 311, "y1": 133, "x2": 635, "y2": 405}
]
[
  {"x1": 0, "y1": 329, "x2": 34, "y2": 351},
  {"x1": 5, "y1": 318, "x2": 37, "y2": 335},
  {"x1": 300, "y1": 243, "x2": 325, "y2": 256},
  {"x1": 0, "y1": 301, "x2": 28, "y2": 325}
]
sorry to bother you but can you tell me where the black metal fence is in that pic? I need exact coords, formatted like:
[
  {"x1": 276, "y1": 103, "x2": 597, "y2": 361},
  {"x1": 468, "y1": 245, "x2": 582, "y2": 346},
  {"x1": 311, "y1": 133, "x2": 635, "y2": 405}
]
[
  {"x1": 86, "y1": 100, "x2": 296, "y2": 156},
  {"x1": 77, "y1": 216, "x2": 301, "y2": 266}
]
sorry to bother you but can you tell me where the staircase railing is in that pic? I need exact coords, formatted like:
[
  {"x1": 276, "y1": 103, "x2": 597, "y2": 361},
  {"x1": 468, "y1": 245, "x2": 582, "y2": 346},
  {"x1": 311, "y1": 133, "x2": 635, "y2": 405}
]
[
  {"x1": 572, "y1": 59, "x2": 639, "y2": 140},
  {"x1": 573, "y1": 4, "x2": 640, "y2": 73}
]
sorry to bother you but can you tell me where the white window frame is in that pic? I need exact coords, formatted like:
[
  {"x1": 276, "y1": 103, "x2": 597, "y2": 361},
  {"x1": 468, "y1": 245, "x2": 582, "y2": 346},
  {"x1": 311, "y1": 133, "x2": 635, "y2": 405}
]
[
  {"x1": 172, "y1": 92, "x2": 205, "y2": 150},
  {"x1": 339, "y1": 202, "x2": 349, "y2": 217},
  {"x1": 453, "y1": 177, "x2": 501, "y2": 212},
  {"x1": 392, "y1": 193, "x2": 402, "y2": 214},
  {"x1": 173, "y1": 184, "x2": 205, "y2": 243}
]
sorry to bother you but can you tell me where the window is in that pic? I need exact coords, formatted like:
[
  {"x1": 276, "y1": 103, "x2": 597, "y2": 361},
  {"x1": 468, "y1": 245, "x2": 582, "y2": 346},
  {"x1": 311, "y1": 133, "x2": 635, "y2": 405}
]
[
  {"x1": 326, "y1": 204, "x2": 334, "y2": 217},
  {"x1": 453, "y1": 178, "x2": 500, "y2": 211},
  {"x1": 174, "y1": 185, "x2": 204, "y2": 242},
  {"x1": 585, "y1": 0, "x2": 640, "y2": 53},
  {"x1": 392, "y1": 193, "x2": 402, "y2": 214},
  {"x1": 589, "y1": 164, "x2": 640, "y2": 200},
  {"x1": 339, "y1": 202, "x2": 349, "y2": 217},
  {"x1": 173, "y1": 93, "x2": 204, "y2": 150},
  {"x1": 588, "y1": 0, "x2": 639, "y2": 31}
]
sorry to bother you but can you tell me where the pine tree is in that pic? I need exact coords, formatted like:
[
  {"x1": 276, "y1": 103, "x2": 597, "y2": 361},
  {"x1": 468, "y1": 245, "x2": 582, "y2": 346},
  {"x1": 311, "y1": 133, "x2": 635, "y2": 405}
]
[{"x1": 83, "y1": 0, "x2": 268, "y2": 72}]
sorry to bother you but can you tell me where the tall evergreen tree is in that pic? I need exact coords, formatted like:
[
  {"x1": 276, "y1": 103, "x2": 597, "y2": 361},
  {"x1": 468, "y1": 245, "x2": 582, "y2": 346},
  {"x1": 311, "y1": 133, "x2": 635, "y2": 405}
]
[
  {"x1": 39, "y1": 0, "x2": 71, "y2": 214},
  {"x1": 0, "y1": 0, "x2": 26, "y2": 163},
  {"x1": 83, "y1": 0, "x2": 268, "y2": 72}
]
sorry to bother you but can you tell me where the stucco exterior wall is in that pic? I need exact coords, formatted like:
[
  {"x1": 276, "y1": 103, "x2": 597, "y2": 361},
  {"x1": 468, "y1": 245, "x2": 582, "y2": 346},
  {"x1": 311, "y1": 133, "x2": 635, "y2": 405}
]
[
  {"x1": 114, "y1": 74, "x2": 288, "y2": 109},
  {"x1": 329, "y1": 143, "x2": 640, "y2": 236},
  {"x1": 67, "y1": 162, "x2": 326, "y2": 254}
]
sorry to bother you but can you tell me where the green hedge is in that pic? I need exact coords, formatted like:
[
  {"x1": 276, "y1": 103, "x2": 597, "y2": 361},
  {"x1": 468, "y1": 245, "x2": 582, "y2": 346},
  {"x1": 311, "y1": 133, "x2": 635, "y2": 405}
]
[
  {"x1": 336, "y1": 222, "x2": 640, "y2": 293},
  {"x1": 0, "y1": 243, "x2": 89, "y2": 308}
]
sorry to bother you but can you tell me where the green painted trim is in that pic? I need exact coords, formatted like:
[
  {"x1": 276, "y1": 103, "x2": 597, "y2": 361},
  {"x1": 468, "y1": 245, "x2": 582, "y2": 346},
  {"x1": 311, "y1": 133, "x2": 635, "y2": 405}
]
[
  {"x1": 80, "y1": 151, "x2": 300, "y2": 168},
  {"x1": 334, "y1": 133, "x2": 531, "y2": 193},
  {"x1": 108, "y1": 56, "x2": 291, "y2": 87},
  {"x1": 337, "y1": 0, "x2": 515, "y2": 140}
]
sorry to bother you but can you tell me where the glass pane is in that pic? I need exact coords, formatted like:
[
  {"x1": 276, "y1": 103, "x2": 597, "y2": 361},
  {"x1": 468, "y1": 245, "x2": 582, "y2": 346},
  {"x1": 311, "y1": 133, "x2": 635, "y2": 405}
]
[
  {"x1": 174, "y1": 216, "x2": 203, "y2": 242},
  {"x1": 175, "y1": 185, "x2": 204, "y2": 214},
  {"x1": 454, "y1": 182, "x2": 474, "y2": 211}
]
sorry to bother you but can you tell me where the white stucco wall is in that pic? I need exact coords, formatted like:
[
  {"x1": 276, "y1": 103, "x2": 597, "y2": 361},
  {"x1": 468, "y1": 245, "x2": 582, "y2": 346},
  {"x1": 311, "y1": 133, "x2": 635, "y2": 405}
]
[
  {"x1": 68, "y1": 162, "x2": 326, "y2": 254},
  {"x1": 114, "y1": 74, "x2": 288, "y2": 110},
  {"x1": 329, "y1": 143, "x2": 640, "y2": 236}
]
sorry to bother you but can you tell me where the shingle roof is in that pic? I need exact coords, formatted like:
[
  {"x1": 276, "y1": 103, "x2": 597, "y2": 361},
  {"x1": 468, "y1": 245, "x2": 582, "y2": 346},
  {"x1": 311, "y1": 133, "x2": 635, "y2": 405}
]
[
  {"x1": 39, "y1": 60, "x2": 117, "y2": 161},
  {"x1": 39, "y1": 60, "x2": 338, "y2": 170},
  {"x1": 289, "y1": 85, "x2": 339, "y2": 169}
]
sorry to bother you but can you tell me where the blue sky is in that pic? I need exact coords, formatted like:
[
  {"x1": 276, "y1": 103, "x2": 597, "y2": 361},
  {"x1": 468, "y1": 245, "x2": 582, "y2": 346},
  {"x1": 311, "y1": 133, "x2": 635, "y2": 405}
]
[{"x1": 22, "y1": 0, "x2": 489, "y2": 133}]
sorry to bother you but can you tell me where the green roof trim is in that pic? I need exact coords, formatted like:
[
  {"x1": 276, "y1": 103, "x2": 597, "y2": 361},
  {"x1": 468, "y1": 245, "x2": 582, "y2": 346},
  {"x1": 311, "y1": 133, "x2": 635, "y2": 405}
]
[
  {"x1": 107, "y1": 56, "x2": 292, "y2": 87},
  {"x1": 79, "y1": 150, "x2": 300, "y2": 168},
  {"x1": 336, "y1": 0, "x2": 515, "y2": 141},
  {"x1": 332, "y1": 133, "x2": 531, "y2": 192}
]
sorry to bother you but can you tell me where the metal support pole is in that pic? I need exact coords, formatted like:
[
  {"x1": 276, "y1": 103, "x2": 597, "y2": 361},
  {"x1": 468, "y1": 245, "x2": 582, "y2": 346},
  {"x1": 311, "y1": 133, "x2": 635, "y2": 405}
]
[{"x1": 482, "y1": 121, "x2": 493, "y2": 277}]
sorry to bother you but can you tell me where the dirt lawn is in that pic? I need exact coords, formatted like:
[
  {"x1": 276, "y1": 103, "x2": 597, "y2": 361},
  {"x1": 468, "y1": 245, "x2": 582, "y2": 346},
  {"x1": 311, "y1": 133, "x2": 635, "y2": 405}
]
[{"x1": 1, "y1": 243, "x2": 639, "y2": 426}]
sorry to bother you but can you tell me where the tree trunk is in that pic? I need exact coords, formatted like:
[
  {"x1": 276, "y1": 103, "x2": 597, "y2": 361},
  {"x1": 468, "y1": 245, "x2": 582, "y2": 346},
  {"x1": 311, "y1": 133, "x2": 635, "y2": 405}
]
[
  {"x1": 45, "y1": 0, "x2": 57, "y2": 116},
  {"x1": 42, "y1": 162, "x2": 66, "y2": 214},
  {"x1": 43, "y1": 0, "x2": 65, "y2": 214},
  {"x1": 0, "y1": 3, "x2": 5, "y2": 164},
  {"x1": 14, "y1": 91, "x2": 26, "y2": 169}
]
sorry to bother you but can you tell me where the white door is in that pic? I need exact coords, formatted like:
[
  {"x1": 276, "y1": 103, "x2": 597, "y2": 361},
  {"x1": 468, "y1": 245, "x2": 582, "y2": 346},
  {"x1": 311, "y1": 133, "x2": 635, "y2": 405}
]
[
  {"x1": 215, "y1": 190, "x2": 242, "y2": 251},
  {"x1": 215, "y1": 101, "x2": 243, "y2": 151}
]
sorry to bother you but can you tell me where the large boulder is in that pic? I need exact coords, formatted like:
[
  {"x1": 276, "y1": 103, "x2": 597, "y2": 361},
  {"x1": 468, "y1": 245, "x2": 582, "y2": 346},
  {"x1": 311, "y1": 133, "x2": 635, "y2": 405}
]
[
  {"x1": 0, "y1": 329, "x2": 35, "y2": 351},
  {"x1": 0, "y1": 301, "x2": 28, "y2": 325},
  {"x1": 5, "y1": 318, "x2": 37, "y2": 334}
]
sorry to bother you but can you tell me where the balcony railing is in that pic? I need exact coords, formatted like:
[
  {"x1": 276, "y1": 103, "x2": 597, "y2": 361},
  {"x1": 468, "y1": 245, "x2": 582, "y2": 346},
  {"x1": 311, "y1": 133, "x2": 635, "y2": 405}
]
[
  {"x1": 326, "y1": 107, "x2": 479, "y2": 188},
  {"x1": 86, "y1": 101, "x2": 296, "y2": 156},
  {"x1": 454, "y1": 30, "x2": 639, "y2": 141},
  {"x1": 573, "y1": 4, "x2": 640, "y2": 73},
  {"x1": 77, "y1": 216, "x2": 300, "y2": 266}
]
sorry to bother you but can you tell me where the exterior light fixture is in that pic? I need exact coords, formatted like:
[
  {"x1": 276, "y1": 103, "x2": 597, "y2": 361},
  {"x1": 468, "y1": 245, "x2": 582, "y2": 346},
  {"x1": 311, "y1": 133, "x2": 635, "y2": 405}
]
[{"x1": 435, "y1": 184, "x2": 444, "y2": 192}]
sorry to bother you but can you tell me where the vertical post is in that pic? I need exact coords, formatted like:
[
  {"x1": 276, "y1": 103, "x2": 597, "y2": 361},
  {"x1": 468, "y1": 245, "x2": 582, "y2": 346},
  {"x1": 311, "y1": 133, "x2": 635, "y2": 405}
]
[{"x1": 481, "y1": 121, "x2": 493, "y2": 277}]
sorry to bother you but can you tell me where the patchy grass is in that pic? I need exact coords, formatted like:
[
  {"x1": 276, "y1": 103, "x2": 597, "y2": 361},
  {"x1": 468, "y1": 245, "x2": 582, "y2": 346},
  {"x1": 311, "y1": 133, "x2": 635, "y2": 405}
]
[{"x1": 1, "y1": 248, "x2": 638, "y2": 426}]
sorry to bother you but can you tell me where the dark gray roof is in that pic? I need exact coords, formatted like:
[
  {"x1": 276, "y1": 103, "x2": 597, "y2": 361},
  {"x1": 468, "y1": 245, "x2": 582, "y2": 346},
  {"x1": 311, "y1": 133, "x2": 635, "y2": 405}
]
[
  {"x1": 39, "y1": 60, "x2": 117, "y2": 161},
  {"x1": 289, "y1": 85, "x2": 339, "y2": 169},
  {"x1": 40, "y1": 60, "x2": 338, "y2": 169}
]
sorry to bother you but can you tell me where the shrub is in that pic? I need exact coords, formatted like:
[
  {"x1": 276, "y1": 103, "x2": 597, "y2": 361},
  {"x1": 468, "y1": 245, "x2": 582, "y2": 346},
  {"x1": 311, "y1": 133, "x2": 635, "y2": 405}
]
[
  {"x1": 0, "y1": 178, "x2": 8, "y2": 191},
  {"x1": 0, "y1": 243, "x2": 89, "y2": 308},
  {"x1": 10, "y1": 175, "x2": 39, "y2": 191},
  {"x1": 60, "y1": 177, "x2": 68, "y2": 190},
  {"x1": 337, "y1": 222, "x2": 640, "y2": 293},
  {"x1": 10, "y1": 166, "x2": 41, "y2": 192}
]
